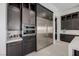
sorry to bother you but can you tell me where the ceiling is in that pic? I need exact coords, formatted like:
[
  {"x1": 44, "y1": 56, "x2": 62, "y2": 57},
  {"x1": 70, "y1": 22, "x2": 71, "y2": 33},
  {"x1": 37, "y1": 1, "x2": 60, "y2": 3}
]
[{"x1": 52, "y1": 3, "x2": 79, "y2": 12}]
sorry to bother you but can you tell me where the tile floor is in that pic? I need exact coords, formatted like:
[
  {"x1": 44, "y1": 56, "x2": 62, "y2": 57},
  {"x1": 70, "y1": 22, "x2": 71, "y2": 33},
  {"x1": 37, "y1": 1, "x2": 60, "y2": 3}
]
[{"x1": 27, "y1": 41, "x2": 69, "y2": 56}]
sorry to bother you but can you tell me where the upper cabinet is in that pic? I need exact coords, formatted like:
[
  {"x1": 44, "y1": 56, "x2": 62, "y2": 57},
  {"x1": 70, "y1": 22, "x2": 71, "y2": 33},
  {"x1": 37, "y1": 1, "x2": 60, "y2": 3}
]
[
  {"x1": 37, "y1": 4, "x2": 53, "y2": 21},
  {"x1": 61, "y1": 12, "x2": 79, "y2": 30},
  {"x1": 37, "y1": 4, "x2": 53, "y2": 27},
  {"x1": 7, "y1": 3, "x2": 21, "y2": 31},
  {"x1": 22, "y1": 3, "x2": 36, "y2": 26}
]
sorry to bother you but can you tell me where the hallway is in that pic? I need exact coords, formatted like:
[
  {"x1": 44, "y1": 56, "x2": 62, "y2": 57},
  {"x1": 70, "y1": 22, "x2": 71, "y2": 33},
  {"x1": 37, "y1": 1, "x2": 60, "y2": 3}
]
[{"x1": 27, "y1": 41, "x2": 69, "y2": 56}]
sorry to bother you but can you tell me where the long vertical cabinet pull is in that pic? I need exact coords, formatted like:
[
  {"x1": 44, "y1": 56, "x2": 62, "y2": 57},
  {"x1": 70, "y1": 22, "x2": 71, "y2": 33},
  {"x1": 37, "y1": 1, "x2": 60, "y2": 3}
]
[{"x1": 20, "y1": 4, "x2": 22, "y2": 37}]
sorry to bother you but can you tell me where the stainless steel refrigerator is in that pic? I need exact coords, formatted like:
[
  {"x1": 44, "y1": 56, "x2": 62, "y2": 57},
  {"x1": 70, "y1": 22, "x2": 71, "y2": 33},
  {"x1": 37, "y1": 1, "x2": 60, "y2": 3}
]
[{"x1": 36, "y1": 4, "x2": 53, "y2": 51}]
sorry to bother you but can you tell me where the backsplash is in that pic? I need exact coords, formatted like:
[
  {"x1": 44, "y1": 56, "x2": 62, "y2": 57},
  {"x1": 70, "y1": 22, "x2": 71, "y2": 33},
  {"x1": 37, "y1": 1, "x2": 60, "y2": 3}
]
[{"x1": 7, "y1": 31, "x2": 20, "y2": 39}]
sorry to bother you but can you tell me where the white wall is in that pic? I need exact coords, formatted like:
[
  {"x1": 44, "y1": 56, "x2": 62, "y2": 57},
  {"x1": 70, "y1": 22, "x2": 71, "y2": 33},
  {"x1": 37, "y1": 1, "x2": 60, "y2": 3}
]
[{"x1": 0, "y1": 3, "x2": 7, "y2": 56}]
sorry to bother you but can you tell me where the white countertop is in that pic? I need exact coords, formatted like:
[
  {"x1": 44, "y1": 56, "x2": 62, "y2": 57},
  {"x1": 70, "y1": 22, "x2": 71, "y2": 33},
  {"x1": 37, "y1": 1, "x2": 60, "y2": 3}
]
[
  {"x1": 6, "y1": 38, "x2": 23, "y2": 44},
  {"x1": 61, "y1": 30, "x2": 79, "y2": 35},
  {"x1": 22, "y1": 33, "x2": 36, "y2": 36},
  {"x1": 68, "y1": 36, "x2": 79, "y2": 55},
  {"x1": 69, "y1": 36, "x2": 79, "y2": 50}
]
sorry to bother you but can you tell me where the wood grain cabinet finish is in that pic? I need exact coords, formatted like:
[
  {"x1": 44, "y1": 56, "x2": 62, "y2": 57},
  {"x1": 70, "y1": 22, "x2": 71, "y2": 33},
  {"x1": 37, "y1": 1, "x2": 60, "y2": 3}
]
[
  {"x1": 6, "y1": 41, "x2": 22, "y2": 56},
  {"x1": 60, "y1": 34, "x2": 74, "y2": 43},
  {"x1": 61, "y1": 12, "x2": 79, "y2": 30},
  {"x1": 22, "y1": 36, "x2": 36, "y2": 55}
]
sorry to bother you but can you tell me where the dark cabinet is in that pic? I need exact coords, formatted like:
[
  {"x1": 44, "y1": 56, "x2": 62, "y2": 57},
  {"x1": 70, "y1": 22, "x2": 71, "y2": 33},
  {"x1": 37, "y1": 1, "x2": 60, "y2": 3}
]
[
  {"x1": 7, "y1": 3, "x2": 21, "y2": 31},
  {"x1": 61, "y1": 12, "x2": 79, "y2": 30},
  {"x1": 6, "y1": 41, "x2": 22, "y2": 56},
  {"x1": 60, "y1": 34, "x2": 74, "y2": 43},
  {"x1": 22, "y1": 3, "x2": 36, "y2": 26},
  {"x1": 37, "y1": 4, "x2": 52, "y2": 21},
  {"x1": 74, "y1": 50, "x2": 79, "y2": 56},
  {"x1": 61, "y1": 15, "x2": 72, "y2": 30},
  {"x1": 22, "y1": 36, "x2": 36, "y2": 55}
]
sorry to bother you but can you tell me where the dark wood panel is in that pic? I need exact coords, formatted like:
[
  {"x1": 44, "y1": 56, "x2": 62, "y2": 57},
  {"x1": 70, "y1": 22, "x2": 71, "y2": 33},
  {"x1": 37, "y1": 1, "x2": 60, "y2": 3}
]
[
  {"x1": 22, "y1": 36, "x2": 36, "y2": 55},
  {"x1": 60, "y1": 34, "x2": 74, "y2": 43},
  {"x1": 61, "y1": 12, "x2": 79, "y2": 30},
  {"x1": 6, "y1": 41, "x2": 22, "y2": 56}
]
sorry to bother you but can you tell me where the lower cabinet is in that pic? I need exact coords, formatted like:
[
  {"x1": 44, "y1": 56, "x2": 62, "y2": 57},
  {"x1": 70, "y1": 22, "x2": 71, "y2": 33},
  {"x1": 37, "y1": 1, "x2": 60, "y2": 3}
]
[
  {"x1": 60, "y1": 34, "x2": 74, "y2": 43},
  {"x1": 6, "y1": 41, "x2": 22, "y2": 56},
  {"x1": 6, "y1": 36, "x2": 36, "y2": 56},
  {"x1": 22, "y1": 36, "x2": 36, "y2": 55},
  {"x1": 74, "y1": 50, "x2": 79, "y2": 56}
]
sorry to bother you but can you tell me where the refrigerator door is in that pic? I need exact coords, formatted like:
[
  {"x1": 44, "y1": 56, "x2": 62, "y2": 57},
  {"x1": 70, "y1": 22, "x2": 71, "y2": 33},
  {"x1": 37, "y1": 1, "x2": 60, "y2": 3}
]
[{"x1": 37, "y1": 4, "x2": 53, "y2": 51}]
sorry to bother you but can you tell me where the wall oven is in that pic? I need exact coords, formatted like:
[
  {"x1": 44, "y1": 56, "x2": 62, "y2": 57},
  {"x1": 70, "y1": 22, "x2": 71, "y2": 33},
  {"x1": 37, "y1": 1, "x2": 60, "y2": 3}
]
[{"x1": 22, "y1": 25, "x2": 36, "y2": 36}]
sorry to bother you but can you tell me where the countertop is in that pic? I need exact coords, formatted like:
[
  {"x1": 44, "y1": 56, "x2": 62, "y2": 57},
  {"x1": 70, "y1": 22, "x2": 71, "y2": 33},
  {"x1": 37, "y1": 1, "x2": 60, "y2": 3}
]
[
  {"x1": 6, "y1": 37, "x2": 23, "y2": 44},
  {"x1": 69, "y1": 36, "x2": 79, "y2": 50},
  {"x1": 60, "y1": 30, "x2": 79, "y2": 35}
]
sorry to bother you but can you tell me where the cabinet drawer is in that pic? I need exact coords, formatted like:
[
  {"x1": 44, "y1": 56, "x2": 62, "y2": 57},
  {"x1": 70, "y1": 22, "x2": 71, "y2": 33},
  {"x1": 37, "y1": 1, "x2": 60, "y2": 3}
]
[{"x1": 6, "y1": 41, "x2": 22, "y2": 56}]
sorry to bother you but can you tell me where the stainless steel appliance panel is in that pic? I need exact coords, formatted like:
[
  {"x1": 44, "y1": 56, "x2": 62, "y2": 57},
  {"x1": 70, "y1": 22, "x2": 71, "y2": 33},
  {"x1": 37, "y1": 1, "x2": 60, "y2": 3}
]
[{"x1": 36, "y1": 4, "x2": 53, "y2": 51}]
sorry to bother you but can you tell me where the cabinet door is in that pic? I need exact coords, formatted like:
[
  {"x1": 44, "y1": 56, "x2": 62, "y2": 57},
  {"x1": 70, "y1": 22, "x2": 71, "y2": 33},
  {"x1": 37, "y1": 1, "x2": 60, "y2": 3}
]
[
  {"x1": 22, "y1": 3, "x2": 36, "y2": 26},
  {"x1": 30, "y1": 3, "x2": 36, "y2": 26},
  {"x1": 22, "y1": 36, "x2": 36, "y2": 55},
  {"x1": 61, "y1": 20, "x2": 65, "y2": 29},
  {"x1": 61, "y1": 15, "x2": 72, "y2": 30},
  {"x1": 61, "y1": 19, "x2": 72, "y2": 30},
  {"x1": 72, "y1": 18, "x2": 79, "y2": 30},
  {"x1": 22, "y1": 3, "x2": 30, "y2": 26},
  {"x1": 6, "y1": 41, "x2": 22, "y2": 56},
  {"x1": 60, "y1": 34, "x2": 74, "y2": 43},
  {"x1": 7, "y1": 3, "x2": 20, "y2": 31}
]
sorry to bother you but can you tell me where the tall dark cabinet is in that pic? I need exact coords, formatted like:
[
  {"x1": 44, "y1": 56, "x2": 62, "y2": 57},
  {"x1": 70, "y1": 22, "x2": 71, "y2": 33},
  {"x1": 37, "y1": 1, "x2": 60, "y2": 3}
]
[
  {"x1": 22, "y1": 3, "x2": 36, "y2": 55},
  {"x1": 7, "y1": 3, "x2": 22, "y2": 56}
]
